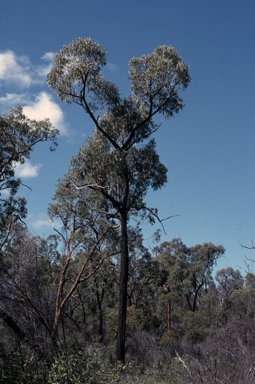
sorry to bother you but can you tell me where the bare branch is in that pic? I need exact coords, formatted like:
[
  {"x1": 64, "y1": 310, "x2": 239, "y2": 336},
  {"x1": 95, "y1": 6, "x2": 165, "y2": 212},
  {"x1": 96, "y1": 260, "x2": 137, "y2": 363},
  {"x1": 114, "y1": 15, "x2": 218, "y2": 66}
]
[
  {"x1": 66, "y1": 180, "x2": 109, "y2": 190},
  {"x1": 136, "y1": 204, "x2": 180, "y2": 234},
  {"x1": 175, "y1": 351, "x2": 193, "y2": 379}
]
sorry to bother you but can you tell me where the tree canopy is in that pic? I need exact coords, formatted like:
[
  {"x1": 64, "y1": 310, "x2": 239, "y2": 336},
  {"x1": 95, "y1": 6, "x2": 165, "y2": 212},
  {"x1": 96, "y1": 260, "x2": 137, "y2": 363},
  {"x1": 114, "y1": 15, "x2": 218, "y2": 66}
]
[
  {"x1": 0, "y1": 106, "x2": 58, "y2": 254},
  {"x1": 47, "y1": 37, "x2": 190, "y2": 150},
  {"x1": 47, "y1": 37, "x2": 190, "y2": 363}
]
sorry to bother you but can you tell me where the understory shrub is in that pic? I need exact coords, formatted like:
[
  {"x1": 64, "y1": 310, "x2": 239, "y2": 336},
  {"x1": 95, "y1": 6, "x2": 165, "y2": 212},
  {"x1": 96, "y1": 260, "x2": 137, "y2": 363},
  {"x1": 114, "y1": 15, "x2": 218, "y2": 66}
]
[{"x1": 47, "y1": 346, "x2": 116, "y2": 384}]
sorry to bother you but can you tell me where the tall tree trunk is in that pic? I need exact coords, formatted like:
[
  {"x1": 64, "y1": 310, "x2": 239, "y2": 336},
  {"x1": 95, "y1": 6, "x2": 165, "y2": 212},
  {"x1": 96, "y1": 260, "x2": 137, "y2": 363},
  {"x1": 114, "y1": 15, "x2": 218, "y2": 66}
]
[
  {"x1": 116, "y1": 210, "x2": 129, "y2": 363},
  {"x1": 167, "y1": 299, "x2": 171, "y2": 332},
  {"x1": 96, "y1": 287, "x2": 105, "y2": 343}
]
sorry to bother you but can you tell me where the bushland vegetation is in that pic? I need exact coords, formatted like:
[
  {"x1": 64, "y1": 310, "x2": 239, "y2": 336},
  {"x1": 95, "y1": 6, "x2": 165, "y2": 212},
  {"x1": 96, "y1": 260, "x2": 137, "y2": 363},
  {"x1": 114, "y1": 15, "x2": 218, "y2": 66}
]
[
  {"x1": 1, "y1": 223, "x2": 254, "y2": 383},
  {"x1": 1, "y1": 38, "x2": 254, "y2": 383}
]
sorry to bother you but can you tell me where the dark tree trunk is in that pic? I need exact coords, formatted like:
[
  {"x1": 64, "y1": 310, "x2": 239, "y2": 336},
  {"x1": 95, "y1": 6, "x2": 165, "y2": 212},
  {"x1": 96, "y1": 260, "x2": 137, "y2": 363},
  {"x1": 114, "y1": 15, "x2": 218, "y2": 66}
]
[
  {"x1": 167, "y1": 299, "x2": 171, "y2": 332},
  {"x1": 0, "y1": 310, "x2": 28, "y2": 342},
  {"x1": 116, "y1": 210, "x2": 129, "y2": 363},
  {"x1": 96, "y1": 287, "x2": 105, "y2": 343}
]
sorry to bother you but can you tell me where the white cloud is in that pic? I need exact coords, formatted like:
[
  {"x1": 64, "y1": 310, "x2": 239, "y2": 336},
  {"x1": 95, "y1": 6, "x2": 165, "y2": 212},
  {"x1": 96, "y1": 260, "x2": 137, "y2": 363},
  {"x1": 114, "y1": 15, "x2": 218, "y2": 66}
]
[
  {"x1": 13, "y1": 160, "x2": 42, "y2": 178},
  {"x1": 0, "y1": 92, "x2": 29, "y2": 107},
  {"x1": 36, "y1": 52, "x2": 55, "y2": 77},
  {"x1": 30, "y1": 215, "x2": 61, "y2": 231},
  {"x1": 0, "y1": 189, "x2": 10, "y2": 196},
  {"x1": 32, "y1": 218, "x2": 53, "y2": 229},
  {"x1": 41, "y1": 52, "x2": 55, "y2": 61},
  {"x1": 0, "y1": 91, "x2": 68, "y2": 136},
  {"x1": 0, "y1": 50, "x2": 56, "y2": 89},
  {"x1": 0, "y1": 50, "x2": 68, "y2": 136},
  {"x1": 23, "y1": 92, "x2": 69, "y2": 135},
  {"x1": 106, "y1": 62, "x2": 119, "y2": 71},
  {"x1": 0, "y1": 50, "x2": 37, "y2": 88}
]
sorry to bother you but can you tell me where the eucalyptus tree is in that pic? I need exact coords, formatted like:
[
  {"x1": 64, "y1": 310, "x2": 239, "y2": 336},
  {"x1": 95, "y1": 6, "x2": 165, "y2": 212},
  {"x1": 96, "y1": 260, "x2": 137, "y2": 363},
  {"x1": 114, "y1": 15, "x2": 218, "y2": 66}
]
[
  {"x1": 156, "y1": 239, "x2": 225, "y2": 338},
  {"x1": 126, "y1": 227, "x2": 158, "y2": 309},
  {"x1": 0, "y1": 107, "x2": 58, "y2": 254},
  {"x1": 47, "y1": 37, "x2": 190, "y2": 362},
  {"x1": 155, "y1": 238, "x2": 190, "y2": 333},
  {"x1": 48, "y1": 174, "x2": 120, "y2": 344},
  {"x1": 215, "y1": 267, "x2": 244, "y2": 303},
  {"x1": 187, "y1": 243, "x2": 225, "y2": 312},
  {"x1": 60, "y1": 126, "x2": 168, "y2": 360},
  {"x1": 0, "y1": 224, "x2": 56, "y2": 362}
]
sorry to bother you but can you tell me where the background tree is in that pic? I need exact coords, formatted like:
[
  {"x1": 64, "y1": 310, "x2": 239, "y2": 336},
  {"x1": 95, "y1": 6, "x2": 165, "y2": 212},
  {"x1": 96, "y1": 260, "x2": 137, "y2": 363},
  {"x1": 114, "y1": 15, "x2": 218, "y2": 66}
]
[
  {"x1": 47, "y1": 37, "x2": 190, "y2": 363},
  {"x1": 0, "y1": 106, "x2": 58, "y2": 255},
  {"x1": 0, "y1": 106, "x2": 58, "y2": 369},
  {"x1": 216, "y1": 267, "x2": 244, "y2": 303},
  {"x1": 186, "y1": 243, "x2": 225, "y2": 312},
  {"x1": 155, "y1": 239, "x2": 225, "y2": 341},
  {"x1": 48, "y1": 174, "x2": 120, "y2": 346},
  {"x1": 155, "y1": 238, "x2": 190, "y2": 336},
  {"x1": 68, "y1": 131, "x2": 169, "y2": 362},
  {"x1": 0, "y1": 225, "x2": 56, "y2": 367}
]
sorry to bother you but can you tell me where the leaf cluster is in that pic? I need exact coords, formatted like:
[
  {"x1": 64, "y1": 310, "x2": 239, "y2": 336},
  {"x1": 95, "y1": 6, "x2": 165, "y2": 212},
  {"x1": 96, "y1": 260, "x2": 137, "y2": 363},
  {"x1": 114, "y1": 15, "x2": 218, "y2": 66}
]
[{"x1": 0, "y1": 106, "x2": 58, "y2": 194}]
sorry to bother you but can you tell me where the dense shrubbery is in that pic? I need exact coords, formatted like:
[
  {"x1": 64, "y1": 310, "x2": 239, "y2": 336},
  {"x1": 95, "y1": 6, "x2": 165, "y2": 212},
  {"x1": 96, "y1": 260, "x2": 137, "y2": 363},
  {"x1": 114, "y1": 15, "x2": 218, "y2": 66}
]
[
  {"x1": 1, "y1": 38, "x2": 253, "y2": 383},
  {"x1": 0, "y1": 226, "x2": 254, "y2": 383}
]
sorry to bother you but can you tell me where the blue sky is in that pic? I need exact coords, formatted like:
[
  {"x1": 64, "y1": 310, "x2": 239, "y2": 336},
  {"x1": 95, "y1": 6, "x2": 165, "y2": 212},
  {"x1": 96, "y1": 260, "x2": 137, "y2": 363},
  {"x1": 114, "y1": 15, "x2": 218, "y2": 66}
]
[{"x1": 1, "y1": 0, "x2": 255, "y2": 272}]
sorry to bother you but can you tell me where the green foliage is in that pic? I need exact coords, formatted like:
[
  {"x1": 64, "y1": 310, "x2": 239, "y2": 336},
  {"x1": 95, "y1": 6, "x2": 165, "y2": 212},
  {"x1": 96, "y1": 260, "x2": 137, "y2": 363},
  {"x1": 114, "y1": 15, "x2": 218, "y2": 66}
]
[
  {"x1": 129, "y1": 45, "x2": 190, "y2": 119},
  {"x1": 47, "y1": 38, "x2": 190, "y2": 144},
  {"x1": 0, "y1": 347, "x2": 46, "y2": 384},
  {"x1": 47, "y1": 346, "x2": 116, "y2": 384},
  {"x1": 63, "y1": 130, "x2": 168, "y2": 247},
  {"x1": 0, "y1": 106, "x2": 58, "y2": 254},
  {"x1": 156, "y1": 239, "x2": 225, "y2": 314},
  {"x1": 47, "y1": 37, "x2": 190, "y2": 362},
  {"x1": 127, "y1": 305, "x2": 144, "y2": 329},
  {"x1": 0, "y1": 106, "x2": 58, "y2": 195},
  {"x1": 3, "y1": 34, "x2": 255, "y2": 383},
  {"x1": 159, "y1": 330, "x2": 175, "y2": 344},
  {"x1": 47, "y1": 37, "x2": 120, "y2": 109},
  {"x1": 216, "y1": 267, "x2": 244, "y2": 297},
  {"x1": 0, "y1": 234, "x2": 254, "y2": 384},
  {"x1": 180, "y1": 310, "x2": 211, "y2": 342}
]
